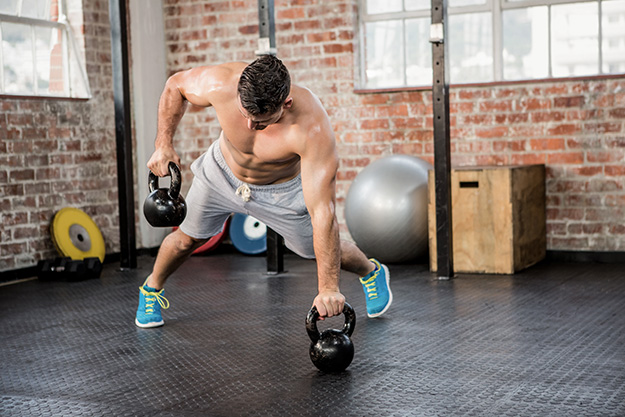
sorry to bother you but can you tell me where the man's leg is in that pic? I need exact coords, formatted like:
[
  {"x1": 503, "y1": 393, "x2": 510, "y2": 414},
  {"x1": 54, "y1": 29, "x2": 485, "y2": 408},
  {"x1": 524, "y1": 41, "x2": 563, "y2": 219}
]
[
  {"x1": 136, "y1": 229, "x2": 207, "y2": 328},
  {"x1": 340, "y1": 240, "x2": 393, "y2": 318},
  {"x1": 340, "y1": 240, "x2": 374, "y2": 276},
  {"x1": 147, "y1": 229, "x2": 208, "y2": 289}
]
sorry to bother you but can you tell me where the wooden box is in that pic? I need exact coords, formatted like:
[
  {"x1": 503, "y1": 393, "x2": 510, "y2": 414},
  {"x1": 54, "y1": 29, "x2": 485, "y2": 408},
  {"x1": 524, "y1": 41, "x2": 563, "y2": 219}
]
[{"x1": 429, "y1": 165, "x2": 546, "y2": 274}]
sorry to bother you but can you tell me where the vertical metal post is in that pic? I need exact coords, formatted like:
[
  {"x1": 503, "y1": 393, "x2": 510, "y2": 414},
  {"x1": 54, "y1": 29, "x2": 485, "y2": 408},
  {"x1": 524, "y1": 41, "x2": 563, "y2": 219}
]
[
  {"x1": 256, "y1": 0, "x2": 276, "y2": 56},
  {"x1": 266, "y1": 229, "x2": 284, "y2": 275},
  {"x1": 256, "y1": 0, "x2": 284, "y2": 273},
  {"x1": 109, "y1": 0, "x2": 137, "y2": 269},
  {"x1": 430, "y1": 0, "x2": 453, "y2": 279}
]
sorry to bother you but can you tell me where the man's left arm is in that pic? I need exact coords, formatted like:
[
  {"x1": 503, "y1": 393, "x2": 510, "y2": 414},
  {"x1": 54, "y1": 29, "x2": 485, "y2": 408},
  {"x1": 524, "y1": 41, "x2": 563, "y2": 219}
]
[{"x1": 299, "y1": 116, "x2": 345, "y2": 319}]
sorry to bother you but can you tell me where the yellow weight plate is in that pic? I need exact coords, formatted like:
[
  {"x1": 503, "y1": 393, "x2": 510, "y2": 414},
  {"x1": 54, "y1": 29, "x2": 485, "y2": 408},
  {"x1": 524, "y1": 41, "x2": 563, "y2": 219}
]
[{"x1": 50, "y1": 207, "x2": 105, "y2": 262}]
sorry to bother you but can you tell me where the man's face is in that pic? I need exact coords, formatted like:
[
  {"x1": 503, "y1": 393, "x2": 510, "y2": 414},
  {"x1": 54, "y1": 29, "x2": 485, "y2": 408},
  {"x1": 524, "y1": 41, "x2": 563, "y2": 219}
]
[{"x1": 237, "y1": 97, "x2": 283, "y2": 131}]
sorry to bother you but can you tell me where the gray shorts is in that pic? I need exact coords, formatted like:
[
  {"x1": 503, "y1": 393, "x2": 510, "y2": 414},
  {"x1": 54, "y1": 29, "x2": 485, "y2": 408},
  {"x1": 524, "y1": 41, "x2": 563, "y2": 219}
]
[{"x1": 179, "y1": 141, "x2": 315, "y2": 259}]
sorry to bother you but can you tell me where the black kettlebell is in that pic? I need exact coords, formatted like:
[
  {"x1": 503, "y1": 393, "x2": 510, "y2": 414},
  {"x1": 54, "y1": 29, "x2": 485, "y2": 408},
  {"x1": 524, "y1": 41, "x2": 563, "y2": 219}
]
[
  {"x1": 143, "y1": 162, "x2": 187, "y2": 227},
  {"x1": 305, "y1": 302, "x2": 356, "y2": 373}
]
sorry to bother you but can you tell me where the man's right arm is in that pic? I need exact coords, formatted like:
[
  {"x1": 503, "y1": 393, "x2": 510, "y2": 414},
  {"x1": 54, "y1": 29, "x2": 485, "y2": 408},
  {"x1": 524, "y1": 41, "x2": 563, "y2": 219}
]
[{"x1": 147, "y1": 66, "x2": 223, "y2": 176}]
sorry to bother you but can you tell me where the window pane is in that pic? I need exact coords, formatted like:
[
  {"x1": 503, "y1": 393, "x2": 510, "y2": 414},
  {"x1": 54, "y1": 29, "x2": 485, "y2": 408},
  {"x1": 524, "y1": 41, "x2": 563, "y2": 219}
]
[
  {"x1": 602, "y1": 0, "x2": 625, "y2": 73},
  {"x1": 34, "y1": 26, "x2": 66, "y2": 95},
  {"x1": 21, "y1": 0, "x2": 50, "y2": 20},
  {"x1": 365, "y1": 20, "x2": 404, "y2": 88},
  {"x1": 405, "y1": 0, "x2": 430, "y2": 11},
  {"x1": 366, "y1": 0, "x2": 402, "y2": 14},
  {"x1": 405, "y1": 18, "x2": 432, "y2": 85},
  {"x1": 503, "y1": 7, "x2": 548, "y2": 80},
  {"x1": 68, "y1": 40, "x2": 88, "y2": 97},
  {"x1": 449, "y1": 12, "x2": 492, "y2": 83},
  {"x1": 0, "y1": 0, "x2": 19, "y2": 14},
  {"x1": 2, "y1": 22, "x2": 34, "y2": 94},
  {"x1": 449, "y1": 0, "x2": 486, "y2": 7},
  {"x1": 551, "y1": 2, "x2": 599, "y2": 77}
]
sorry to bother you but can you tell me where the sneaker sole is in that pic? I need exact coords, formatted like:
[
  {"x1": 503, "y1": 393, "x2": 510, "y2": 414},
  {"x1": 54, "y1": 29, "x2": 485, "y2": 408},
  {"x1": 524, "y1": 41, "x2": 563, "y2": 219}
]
[
  {"x1": 367, "y1": 263, "x2": 393, "y2": 318},
  {"x1": 135, "y1": 318, "x2": 164, "y2": 328}
]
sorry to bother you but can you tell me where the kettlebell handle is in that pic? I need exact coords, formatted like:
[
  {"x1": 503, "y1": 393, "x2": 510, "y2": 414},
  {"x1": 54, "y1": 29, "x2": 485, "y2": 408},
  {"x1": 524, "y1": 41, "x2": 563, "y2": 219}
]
[
  {"x1": 306, "y1": 302, "x2": 356, "y2": 344},
  {"x1": 148, "y1": 162, "x2": 182, "y2": 199}
]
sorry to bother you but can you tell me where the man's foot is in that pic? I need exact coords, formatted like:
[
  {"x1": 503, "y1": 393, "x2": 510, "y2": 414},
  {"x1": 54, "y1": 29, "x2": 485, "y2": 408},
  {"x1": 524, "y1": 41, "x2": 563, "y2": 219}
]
[
  {"x1": 135, "y1": 278, "x2": 170, "y2": 328},
  {"x1": 359, "y1": 259, "x2": 392, "y2": 318}
]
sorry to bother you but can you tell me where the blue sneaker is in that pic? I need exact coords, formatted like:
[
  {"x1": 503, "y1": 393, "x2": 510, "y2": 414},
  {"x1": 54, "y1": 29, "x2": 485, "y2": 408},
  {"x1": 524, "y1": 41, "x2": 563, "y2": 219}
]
[
  {"x1": 135, "y1": 278, "x2": 169, "y2": 328},
  {"x1": 359, "y1": 259, "x2": 392, "y2": 318}
]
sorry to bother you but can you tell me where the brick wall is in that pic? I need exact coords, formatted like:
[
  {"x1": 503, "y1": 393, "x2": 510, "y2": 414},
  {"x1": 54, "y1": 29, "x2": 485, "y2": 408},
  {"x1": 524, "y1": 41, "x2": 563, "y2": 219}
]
[
  {"x1": 163, "y1": 0, "x2": 625, "y2": 253},
  {"x1": 0, "y1": 0, "x2": 120, "y2": 272},
  {"x1": 1, "y1": 0, "x2": 623, "y2": 274}
]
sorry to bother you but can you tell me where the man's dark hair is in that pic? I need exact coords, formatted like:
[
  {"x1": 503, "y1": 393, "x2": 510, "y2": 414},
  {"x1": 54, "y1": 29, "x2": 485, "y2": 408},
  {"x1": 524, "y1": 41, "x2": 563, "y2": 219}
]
[{"x1": 237, "y1": 55, "x2": 291, "y2": 116}]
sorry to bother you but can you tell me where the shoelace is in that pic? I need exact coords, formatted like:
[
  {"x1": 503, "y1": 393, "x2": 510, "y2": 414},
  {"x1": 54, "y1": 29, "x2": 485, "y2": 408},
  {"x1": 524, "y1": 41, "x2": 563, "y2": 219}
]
[
  {"x1": 236, "y1": 184, "x2": 251, "y2": 202},
  {"x1": 360, "y1": 273, "x2": 379, "y2": 300},
  {"x1": 139, "y1": 286, "x2": 170, "y2": 313}
]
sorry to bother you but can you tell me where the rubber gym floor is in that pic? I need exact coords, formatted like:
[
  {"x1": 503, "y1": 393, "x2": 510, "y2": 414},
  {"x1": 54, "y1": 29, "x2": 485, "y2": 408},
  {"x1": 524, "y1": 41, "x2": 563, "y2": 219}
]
[{"x1": 1, "y1": 250, "x2": 624, "y2": 417}]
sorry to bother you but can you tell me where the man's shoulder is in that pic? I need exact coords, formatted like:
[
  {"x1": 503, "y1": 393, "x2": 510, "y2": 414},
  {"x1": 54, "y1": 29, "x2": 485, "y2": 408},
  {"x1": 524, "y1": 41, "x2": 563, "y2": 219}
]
[{"x1": 201, "y1": 61, "x2": 247, "y2": 83}]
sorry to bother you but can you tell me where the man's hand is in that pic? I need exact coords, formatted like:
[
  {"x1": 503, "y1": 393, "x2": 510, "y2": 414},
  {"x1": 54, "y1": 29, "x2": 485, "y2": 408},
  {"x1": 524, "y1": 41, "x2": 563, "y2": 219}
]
[
  {"x1": 313, "y1": 290, "x2": 345, "y2": 320},
  {"x1": 147, "y1": 146, "x2": 181, "y2": 177}
]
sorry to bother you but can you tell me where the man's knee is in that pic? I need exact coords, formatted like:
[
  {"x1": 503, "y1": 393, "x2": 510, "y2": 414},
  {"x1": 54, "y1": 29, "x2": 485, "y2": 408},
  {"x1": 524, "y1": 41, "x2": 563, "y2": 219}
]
[{"x1": 170, "y1": 229, "x2": 208, "y2": 253}]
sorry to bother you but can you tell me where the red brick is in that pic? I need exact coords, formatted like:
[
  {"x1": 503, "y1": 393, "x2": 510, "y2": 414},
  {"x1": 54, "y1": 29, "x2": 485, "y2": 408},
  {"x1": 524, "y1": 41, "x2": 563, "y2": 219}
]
[
  {"x1": 571, "y1": 166, "x2": 602, "y2": 176},
  {"x1": 277, "y1": 7, "x2": 306, "y2": 19},
  {"x1": 323, "y1": 43, "x2": 353, "y2": 54},
  {"x1": 530, "y1": 138, "x2": 565, "y2": 151},
  {"x1": 608, "y1": 108, "x2": 625, "y2": 119},
  {"x1": 475, "y1": 126, "x2": 509, "y2": 139},
  {"x1": 360, "y1": 94, "x2": 389, "y2": 105},
  {"x1": 519, "y1": 98, "x2": 551, "y2": 111},
  {"x1": 238, "y1": 25, "x2": 257, "y2": 35},
  {"x1": 605, "y1": 195, "x2": 625, "y2": 207},
  {"x1": 478, "y1": 101, "x2": 512, "y2": 112},
  {"x1": 510, "y1": 153, "x2": 546, "y2": 165},
  {"x1": 587, "y1": 150, "x2": 624, "y2": 163},
  {"x1": 531, "y1": 111, "x2": 565, "y2": 123},
  {"x1": 295, "y1": 20, "x2": 322, "y2": 31},
  {"x1": 375, "y1": 105, "x2": 409, "y2": 117},
  {"x1": 609, "y1": 224, "x2": 625, "y2": 234},
  {"x1": 457, "y1": 89, "x2": 491, "y2": 100},
  {"x1": 605, "y1": 165, "x2": 625, "y2": 176},
  {"x1": 583, "y1": 122, "x2": 622, "y2": 134},
  {"x1": 585, "y1": 179, "x2": 623, "y2": 192},
  {"x1": 475, "y1": 154, "x2": 509, "y2": 166},
  {"x1": 306, "y1": 31, "x2": 336, "y2": 43},
  {"x1": 548, "y1": 179, "x2": 586, "y2": 193},
  {"x1": 463, "y1": 114, "x2": 493, "y2": 125},
  {"x1": 392, "y1": 142, "x2": 424, "y2": 154},
  {"x1": 547, "y1": 124, "x2": 580, "y2": 135},
  {"x1": 547, "y1": 152, "x2": 584, "y2": 164},
  {"x1": 554, "y1": 96, "x2": 585, "y2": 108}
]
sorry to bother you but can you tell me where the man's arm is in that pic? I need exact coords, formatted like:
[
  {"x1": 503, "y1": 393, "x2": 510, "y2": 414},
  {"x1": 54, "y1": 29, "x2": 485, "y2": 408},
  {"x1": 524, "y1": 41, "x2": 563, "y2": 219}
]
[
  {"x1": 299, "y1": 104, "x2": 345, "y2": 319},
  {"x1": 147, "y1": 65, "x2": 229, "y2": 176}
]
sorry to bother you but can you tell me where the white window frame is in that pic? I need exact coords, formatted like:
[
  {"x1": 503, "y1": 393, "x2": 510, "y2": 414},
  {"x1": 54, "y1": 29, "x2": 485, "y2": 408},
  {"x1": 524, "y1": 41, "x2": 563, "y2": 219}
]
[
  {"x1": 358, "y1": 0, "x2": 623, "y2": 88},
  {"x1": 0, "y1": 0, "x2": 90, "y2": 98}
]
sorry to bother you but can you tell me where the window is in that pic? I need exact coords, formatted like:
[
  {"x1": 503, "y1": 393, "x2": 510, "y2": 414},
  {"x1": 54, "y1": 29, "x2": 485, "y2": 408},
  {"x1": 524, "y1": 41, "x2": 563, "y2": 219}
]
[
  {"x1": 359, "y1": 0, "x2": 625, "y2": 88},
  {"x1": 0, "y1": 0, "x2": 90, "y2": 97}
]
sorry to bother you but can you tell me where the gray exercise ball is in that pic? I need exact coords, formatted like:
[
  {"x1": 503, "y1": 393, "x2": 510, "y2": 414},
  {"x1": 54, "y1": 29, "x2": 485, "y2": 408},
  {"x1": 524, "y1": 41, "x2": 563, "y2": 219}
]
[{"x1": 345, "y1": 155, "x2": 432, "y2": 263}]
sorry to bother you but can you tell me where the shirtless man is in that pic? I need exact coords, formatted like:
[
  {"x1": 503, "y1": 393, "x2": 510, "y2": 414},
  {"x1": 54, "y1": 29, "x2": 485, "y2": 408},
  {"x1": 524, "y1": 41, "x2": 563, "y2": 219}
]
[{"x1": 135, "y1": 55, "x2": 392, "y2": 328}]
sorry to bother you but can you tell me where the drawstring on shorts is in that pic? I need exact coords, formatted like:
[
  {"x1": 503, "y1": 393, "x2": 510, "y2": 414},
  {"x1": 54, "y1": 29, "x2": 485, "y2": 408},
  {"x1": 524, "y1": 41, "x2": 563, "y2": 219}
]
[{"x1": 236, "y1": 183, "x2": 252, "y2": 202}]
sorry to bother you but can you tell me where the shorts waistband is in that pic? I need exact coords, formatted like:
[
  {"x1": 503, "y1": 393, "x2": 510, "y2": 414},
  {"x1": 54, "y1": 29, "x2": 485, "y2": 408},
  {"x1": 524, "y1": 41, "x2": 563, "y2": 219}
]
[{"x1": 211, "y1": 140, "x2": 302, "y2": 192}]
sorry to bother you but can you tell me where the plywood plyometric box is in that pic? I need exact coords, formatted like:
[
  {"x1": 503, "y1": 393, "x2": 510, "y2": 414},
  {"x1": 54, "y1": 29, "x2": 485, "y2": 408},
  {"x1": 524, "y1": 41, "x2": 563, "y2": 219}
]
[{"x1": 429, "y1": 165, "x2": 546, "y2": 274}]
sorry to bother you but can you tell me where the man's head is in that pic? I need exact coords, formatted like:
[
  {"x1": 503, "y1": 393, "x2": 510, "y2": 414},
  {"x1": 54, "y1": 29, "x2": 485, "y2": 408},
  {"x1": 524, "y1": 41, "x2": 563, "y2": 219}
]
[{"x1": 237, "y1": 55, "x2": 291, "y2": 120}]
